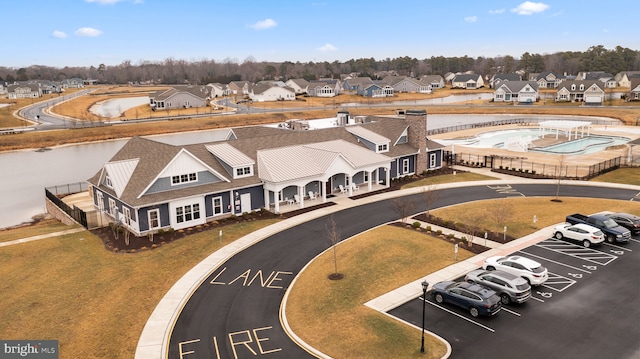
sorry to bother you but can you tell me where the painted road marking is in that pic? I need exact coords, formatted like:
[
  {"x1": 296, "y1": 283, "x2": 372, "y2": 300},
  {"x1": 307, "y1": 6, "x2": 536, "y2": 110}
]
[
  {"x1": 423, "y1": 298, "x2": 496, "y2": 333},
  {"x1": 602, "y1": 242, "x2": 633, "y2": 252},
  {"x1": 535, "y1": 238, "x2": 617, "y2": 266},
  {"x1": 500, "y1": 307, "x2": 521, "y2": 317},
  {"x1": 541, "y1": 272, "x2": 576, "y2": 292},
  {"x1": 486, "y1": 184, "x2": 525, "y2": 197},
  {"x1": 519, "y1": 250, "x2": 592, "y2": 274}
]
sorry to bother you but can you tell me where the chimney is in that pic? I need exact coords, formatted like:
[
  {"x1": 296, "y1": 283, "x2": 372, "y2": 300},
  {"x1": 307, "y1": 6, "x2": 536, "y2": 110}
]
[{"x1": 405, "y1": 109, "x2": 428, "y2": 173}]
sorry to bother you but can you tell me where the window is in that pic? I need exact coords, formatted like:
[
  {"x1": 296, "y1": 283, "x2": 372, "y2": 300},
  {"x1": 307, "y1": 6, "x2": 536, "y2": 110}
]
[
  {"x1": 123, "y1": 207, "x2": 131, "y2": 225},
  {"x1": 176, "y1": 204, "x2": 201, "y2": 223},
  {"x1": 108, "y1": 198, "x2": 117, "y2": 217},
  {"x1": 402, "y1": 159, "x2": 410, "y2": 174},
  {"x1": 429, "y1": 153, "x2": 437, "y2": 168},
  {"x1": 172, "y1": 172, "x2": 197, "y2": 185},
  {"x1": 377, "y1": 143, "x2": 388, "y2": 152},
  {"x1": 148, "y1": 209, "x2": 160, "y2": 229},
  {"x1": 105, "y1": 175, "x2": 113, "y2": 189},
  {"x1": 235, "y1": 166, "x2": 252, "y2": 178},
  {"x1": 212, "y1": 197, "x2": 223, "y2": 216},
  {"x1": 96, "y1": 192, "x2": 104, "y2": 211}
]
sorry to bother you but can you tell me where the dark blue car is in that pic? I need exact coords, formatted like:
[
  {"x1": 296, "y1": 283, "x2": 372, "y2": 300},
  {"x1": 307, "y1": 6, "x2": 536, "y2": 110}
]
[{"x1": 431, "y1": 281, "x2": 502, "y2": 317}]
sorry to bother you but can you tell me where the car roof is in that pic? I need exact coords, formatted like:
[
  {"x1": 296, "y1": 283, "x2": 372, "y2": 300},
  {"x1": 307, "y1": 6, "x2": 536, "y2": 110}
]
[
  {"x1": 485, "y1": 270, "x2": 520, "y2": 281},
  {"x1": 506, "y1": 255, "x2": 541, "y2": 268},
  {"x1": 573, "y1": 223, "x2": 601, "y2": 232},
  {"x1": 609, "y1": 212, "x2": 640, "y2": 221},
  {"x1": 458, "y1": 281, "x2": 496, "y2": 298}
]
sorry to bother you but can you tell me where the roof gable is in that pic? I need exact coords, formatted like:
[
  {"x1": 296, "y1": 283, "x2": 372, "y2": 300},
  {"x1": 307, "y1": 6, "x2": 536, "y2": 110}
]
[{"x1": 103, "y1": 159, "x2": 139, "y2": 197}]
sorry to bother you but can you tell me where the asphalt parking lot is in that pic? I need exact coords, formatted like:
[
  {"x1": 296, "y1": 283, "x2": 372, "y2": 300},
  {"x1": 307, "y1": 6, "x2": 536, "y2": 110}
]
[{"x1": 389, "y1": 232, "x2": 640, "y2": 359}]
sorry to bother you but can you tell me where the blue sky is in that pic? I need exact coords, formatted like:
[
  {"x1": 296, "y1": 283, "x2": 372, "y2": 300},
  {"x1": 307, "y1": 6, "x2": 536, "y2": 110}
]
[{"x1": 4, "y1": 0, "x2": 638, "y2": 68}]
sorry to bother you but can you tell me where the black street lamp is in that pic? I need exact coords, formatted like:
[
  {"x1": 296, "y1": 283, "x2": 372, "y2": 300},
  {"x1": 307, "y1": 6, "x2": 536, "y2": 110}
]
[{"x1": 421, "y1": 279, "x2": 429, "y2": 353}]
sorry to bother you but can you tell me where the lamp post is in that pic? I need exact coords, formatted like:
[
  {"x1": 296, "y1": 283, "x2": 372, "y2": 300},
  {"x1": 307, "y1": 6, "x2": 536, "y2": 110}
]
[{"x1": 420, "y1": 279, "x2": 429, "y2": 353}]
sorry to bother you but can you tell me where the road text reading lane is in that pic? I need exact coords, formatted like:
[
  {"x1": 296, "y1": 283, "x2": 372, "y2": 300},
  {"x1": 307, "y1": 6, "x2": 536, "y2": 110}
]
[{"x1": 210, "y1": 267, "x2": 294, "y2": 289}]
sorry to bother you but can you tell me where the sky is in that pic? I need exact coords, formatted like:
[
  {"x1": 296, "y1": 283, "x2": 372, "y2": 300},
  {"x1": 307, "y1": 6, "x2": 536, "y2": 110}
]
[{"x1": 3, "y1": 0, "x2": 639, "y2": 68}]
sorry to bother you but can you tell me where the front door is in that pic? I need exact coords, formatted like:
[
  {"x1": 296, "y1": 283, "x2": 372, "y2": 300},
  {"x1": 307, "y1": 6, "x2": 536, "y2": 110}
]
[{"x1": 240, "y1": 193, "x2": 251, "y2": 214}]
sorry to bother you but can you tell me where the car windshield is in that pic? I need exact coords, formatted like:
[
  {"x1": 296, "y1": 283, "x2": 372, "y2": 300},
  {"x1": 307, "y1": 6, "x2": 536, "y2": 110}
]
[
  {"x1": 603, "y1": 218, "x2": 620, "y2": 229},
  {"x1": 594, "y1": 231, "x2": 603, "y2": 236}
]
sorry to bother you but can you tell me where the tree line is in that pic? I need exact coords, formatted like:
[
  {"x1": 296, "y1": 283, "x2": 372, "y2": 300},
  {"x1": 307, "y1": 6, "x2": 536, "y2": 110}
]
[{"x1": 1, "y1": 45, "x2": 638, "y2": 86}]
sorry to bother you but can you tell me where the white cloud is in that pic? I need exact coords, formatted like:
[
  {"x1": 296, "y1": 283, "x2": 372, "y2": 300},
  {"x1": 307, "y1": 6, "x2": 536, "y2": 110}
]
[
  {"x1": 74, "y1": 27, "x2": 103, "y2": 37},
  {"x1": 511, "y1": 1, "x2": 549, "y2": 15},
  {"x1": 489, "y1": 8, "x2": 505, "y2": 14},
  {"x1": 52, "y1": 30, "x2": 67, "y2": 39},
  {"x1": 464, "y1": 16, "x2": 478, "y2": 23},
  {"x1": 249, "y1": 19, "x2": 277, "y2": 30},
  {"x1": 318, "y1": 43, "x2": 337, "y2": 52}
]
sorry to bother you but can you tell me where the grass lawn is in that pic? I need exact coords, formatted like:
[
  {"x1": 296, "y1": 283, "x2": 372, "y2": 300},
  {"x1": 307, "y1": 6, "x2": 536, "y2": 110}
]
[
  {"x1": 0, "y1": 219, "x2": 80, "y2": 243},
  {"x1": 0, "y1": 219, "x2": 279, "y2": 359},
  {"x1": 589, "y1": 167, "x2": 640, "y2": 185}
]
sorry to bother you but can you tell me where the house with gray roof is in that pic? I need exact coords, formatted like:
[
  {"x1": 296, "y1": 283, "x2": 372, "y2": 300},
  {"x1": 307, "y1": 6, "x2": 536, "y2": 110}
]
[
  {"x1": 615, "y1": 71, "x2": 640, "y2": 88},
  {"x1": 306, "y1": 79, "x2": 341, "y2": 97},
  {"x1": 451, "y1": 74, "x2": 484, "y2": 89},
  {"x1": 489, "y1": 73, "x2": 522, "y2": 89},
  {"x1": 7, "y1": 83, "x2": 42, "y2": 99},
  {"x1": 383, "y1": 76, "x2": 432, "y2": 94},
  {"x1": 86, "y1": 110, "x2": 443, "y2": 237},
  {"x1": 420, "y1": 75, "x2": 445, "y2": 89},
  {"x1": 530, "y1": 71, "x2": 565, "y2": 89},
  {"x1": 285, "y1": 78, "x2": 310, "y2": 94},
  {"x1": 628, "y1": 77, "x2": 640, "y2": 101},
  {"x1": 493, "y1": 81, "x2": 538, "y2": 103},
  {"x1": 555, "y1": 80, "x2": 604, "y2": 104},
  {"x1": 249, "y1": 83, "x2": 295, "y2": 102},
  {"x1": 149, "y1": 85, "x2": 209, "y2": 111},
  {"x1": 342, "y1": 77, "x2": 374, "y2": 93}
]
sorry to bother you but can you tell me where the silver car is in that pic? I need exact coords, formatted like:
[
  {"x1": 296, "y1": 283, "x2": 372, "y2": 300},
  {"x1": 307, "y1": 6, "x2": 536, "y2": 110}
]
[{"x1": 465, "y1": 269, "x2": 532, "y2": 304}]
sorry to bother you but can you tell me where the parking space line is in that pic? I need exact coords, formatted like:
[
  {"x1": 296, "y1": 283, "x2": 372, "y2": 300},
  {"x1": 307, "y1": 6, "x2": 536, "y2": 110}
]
[
  {"x1": 540, "y1": 272, "x2": 577, "y2": 293},
  {"x1": 423, "y1": 298, "x2": 496, "y2": 333},
  {"x1": 529, "y1": 295, "x2": 545, "y2": 303},
  {"x1": 518, "y1": 250, "x2": 592, "y2": 273},
  {"x1": 535, "y1": 239, "x2": 617, "y2": 265},
  {"x1": 602, "y1": 242, "x2": 633, "y2": 252},
  {"x1": 500, "y1": 307, "x2": 521, "y2": 317}
]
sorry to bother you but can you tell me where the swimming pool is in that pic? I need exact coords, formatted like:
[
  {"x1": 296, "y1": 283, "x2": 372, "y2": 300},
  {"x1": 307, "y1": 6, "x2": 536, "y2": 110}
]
[{"x1": 440, "y1": 128, "x2": 630, "y2": 155}]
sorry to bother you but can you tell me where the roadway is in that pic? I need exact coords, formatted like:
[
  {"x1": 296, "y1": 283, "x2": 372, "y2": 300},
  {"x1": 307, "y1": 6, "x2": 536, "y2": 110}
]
[{"x1": 163, "y1": 183, "x2": 639, "y2": 359}]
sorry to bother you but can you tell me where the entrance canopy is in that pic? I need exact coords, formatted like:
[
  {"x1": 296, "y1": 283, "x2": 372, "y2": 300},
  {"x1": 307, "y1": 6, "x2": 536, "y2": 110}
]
[{"x1": 539, "y1": 120, "x2": 591, "y2": 140}]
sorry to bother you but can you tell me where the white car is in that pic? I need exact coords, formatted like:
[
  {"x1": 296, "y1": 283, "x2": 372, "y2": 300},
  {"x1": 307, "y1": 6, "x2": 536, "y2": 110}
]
[
  {"x1": 482, "y1": 255, "x2": 548, "y2": 286},
  {"x1": 554, "y1": 223, "x2": 604, "y2": 248}
]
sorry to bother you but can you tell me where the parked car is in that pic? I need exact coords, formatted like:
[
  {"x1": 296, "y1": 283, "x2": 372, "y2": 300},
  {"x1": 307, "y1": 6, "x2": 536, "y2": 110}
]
[
  {"x1": 553, "y1": 223, "x2": 605, "y2": 248},
  {"x1": 605, "y1": 213, "x2": 640, "y2": 235},
  {"x1": 431, "y1": 281, "x2": 502, "y2": 317},
  {"x1": 465, "y1": 269, "x2": 531, "y2": 304},
  {"x1": 566, "y1": 213, "x2": 631, "y2": 243},
  {"x1": 482, "y1": 255, "x2": 549, "y2": 286}
]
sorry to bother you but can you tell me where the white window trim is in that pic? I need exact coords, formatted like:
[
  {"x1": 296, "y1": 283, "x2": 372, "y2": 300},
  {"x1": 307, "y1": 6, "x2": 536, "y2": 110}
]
[
  {"x1": 171, "y1": 172, "x2": 198, "y2": 186},
  {"x1": 212, "y1": 196, "x2": 223, "y2": 216},
  {"x1": 148, "y1": 209, "x2": 160, "y2": 229},
  {"x1": 402, "y1": 159, "x2": 410, "y2": 174}
]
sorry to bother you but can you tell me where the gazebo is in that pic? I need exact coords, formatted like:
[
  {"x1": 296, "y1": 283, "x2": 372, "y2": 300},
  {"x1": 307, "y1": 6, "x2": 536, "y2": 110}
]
[{"x1": 538, "y1": 120, "x2": 591, "y2": 140}]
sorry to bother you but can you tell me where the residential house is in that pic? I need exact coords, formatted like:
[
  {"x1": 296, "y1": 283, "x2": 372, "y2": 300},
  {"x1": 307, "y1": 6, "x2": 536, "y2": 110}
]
[
  {"x1": 555, "y1": 80, "x2": 604, "y2": 104},
  {"x1": 342, "y1": 77, "x2": 373, "y2": 93},
  {"x1": 580, "y1": 72, "x2": 616, "y2": 88},
  {"x1": 451, "y1": 74, "x2": 484, "y2": 89},
  {"x1": 383, "y1": 76, "x2": 431, "y2": 93},
  {"x1": 493, "y1": 81, "x2": 538, "y2": 104},
  {"x1": 206, "y1": 83, "x2": 229, "y2": 98},
  {"x1": 61, "y1": 78, "x2": 85, "y2": 88},
  {"x1": 443, "y1": 72, "x2": 456, "y2": 84},
  {"x1": 420, "y1": 75, "x2": 445, "y2": 89},
  {"x1": 615, "y1": 71, "x2": 640, "y2": 88},
  {"x1": 249, "y1": 83, "x2": 296, "y2": 102},
  {"x1": 228, "y1": 81, "x2": 251, "y2": 96},
  {"x1": 306, "y1": 79, "x2": 340, "y2": 97},
  {"x1": 357, "y1": 82, "x2": 394, "y2": 97},
  {"x1": 489, "y1": 73, "x2": 521, "y2": 89},
  {"x1": 86, "y1": 110, "x2": 444, "y2": 237},
  {"x1": 36, "y1": 80, "x2": 61, "y2": 94},
  {"x1": 628, "y1": 77, "x2": 640, "y2": 101},
  {"x1": 284, "y1": 78, "x2": 310, "y2": 94},
  {"x1": 7, "y1": 83, "x2": 42, "y2": 99},
  {"x1": 530, "y1": 71, "x2": 565, "y2": 89},
  {"x1": 149, "y1": 85, "x2": 209, "y2": 111}
]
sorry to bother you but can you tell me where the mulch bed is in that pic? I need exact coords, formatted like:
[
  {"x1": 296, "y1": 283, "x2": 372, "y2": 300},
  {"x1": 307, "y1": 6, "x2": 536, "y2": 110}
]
[{"x1": 389, "y1": 222, "x2": 491, "y2": 255}]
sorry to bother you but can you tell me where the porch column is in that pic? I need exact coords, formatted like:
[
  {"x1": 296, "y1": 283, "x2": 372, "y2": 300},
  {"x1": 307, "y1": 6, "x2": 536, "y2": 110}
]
[
  {"x1": 264, "y1": 189, "x2": 272, "y2": 213},
  {"x1": 368, "y1": 170, "x2": 372, "y2": 191},
  {"x1": 385, "y1": 168, "x2": 390, "y2": 188},
  {"x1": 348, "y1": 175, "x2": 353, "y2": 196},
  {"x1": 297, "y1": 186, "x2": 304, "y2": 208},
  {"x1": 229, "y1": 190, "x2": 235, "y2": 215},
  {"x1": 321, "y1": 180, "x2": 326, "y2": 203}
]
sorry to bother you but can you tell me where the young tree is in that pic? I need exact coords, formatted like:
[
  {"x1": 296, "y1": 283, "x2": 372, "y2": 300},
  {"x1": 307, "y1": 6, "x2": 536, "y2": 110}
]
[
  {"x1": 422, "y1": 185, "x2": 441, "y2": 220},
  {"x1": 554, "y1": 154, "x2": 567, "y2": 202},
  {"x1": 391, "y1": 198, "x2": 415, "y2": 224},
  {"x1": 325, "y1": 216, "x2": 344, "y2": 280}
]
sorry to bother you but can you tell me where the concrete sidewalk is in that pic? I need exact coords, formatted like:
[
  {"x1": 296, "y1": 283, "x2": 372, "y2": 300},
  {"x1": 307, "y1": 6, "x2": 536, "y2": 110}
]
[{"x1": 0, "y1": 227, "x2": 86, "y2": 247}]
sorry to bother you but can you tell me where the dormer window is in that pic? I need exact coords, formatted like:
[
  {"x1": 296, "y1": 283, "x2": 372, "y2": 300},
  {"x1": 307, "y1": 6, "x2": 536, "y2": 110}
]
[
  {"x1": 579, "y1": 84, "x2": 584, "y2": 91},
  {"x1": 377, "y1": 143, "x2": 388, "y2": 153},
  {"x1": 105, "y1": 175, "x2": 113, "y2": 189},
  {"x1": 571, "y1": 84, "x2": 576, "y2": 91},
  {"x1": 172, "y1": 172, "x2": 197, "y2": 185},
  {"x1": 235, "y1": 166, "x2": 253, "y2": 178}
]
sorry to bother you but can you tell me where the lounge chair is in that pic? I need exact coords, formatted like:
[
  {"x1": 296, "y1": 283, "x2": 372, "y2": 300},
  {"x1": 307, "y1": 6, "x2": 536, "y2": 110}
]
[
  {"x1": 294, "y1": 194, "x2": 301, "y2": 203},
  {"x1": 338, "y1": 185, "x2": 347, "y2": 193},
  {"x1": 351, "y1": 183, "x2": 360, "y2": 191},
  {"x1": 308, "y1": 191, "x2": 317, "y2": 200}
]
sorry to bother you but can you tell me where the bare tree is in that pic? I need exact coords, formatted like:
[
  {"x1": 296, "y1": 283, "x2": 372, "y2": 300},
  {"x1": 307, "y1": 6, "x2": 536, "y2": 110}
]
[
  {"x1": 391, "y1": 198, "x2": 416, "y2": 224},
  {"x1": 325, "y1": 216, "x2": 343, "y2": 280},
  {"x1": 554, "y1": 154, "x2": 567, "y2": 202},
  {"x1": 490, "y1": 199, "x2": 513, "y2": 230},
  {"x1": 422, "y1": 185, "x2": 441, "y2": 221}
]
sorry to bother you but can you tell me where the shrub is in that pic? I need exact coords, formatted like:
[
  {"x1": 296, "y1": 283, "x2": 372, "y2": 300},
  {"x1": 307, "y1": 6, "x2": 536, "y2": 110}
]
[
  {"x1": 426, "y1": 225, "x2": 432, "y2": 232},
  {"x1": 436, "y1": 230, "x2": 443, "y2": 235},
  {"x1": 532, "y1": 170, "x2": 537, "y2": 174},
  {"x1": 499, "y1": 165, "x2": 503, "y2": 170},
  {"x1": 447, "y1": 233, "x2": 455, "y2": 240},
  {"x1": 412, "y1": 221, "x2": 421, "y2": 229}
]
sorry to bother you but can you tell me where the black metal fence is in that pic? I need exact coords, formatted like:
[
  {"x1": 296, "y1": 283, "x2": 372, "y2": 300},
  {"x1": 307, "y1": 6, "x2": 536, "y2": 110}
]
[
  {"x1": 427, "y1": 117, "x2": 621, "y2": 136},
  {"x1": 45, "y1": 182, "x2": 91, "y2": 228},
  {"x1": 445, "y1": 151, "x2": 636, "y2": 180}
]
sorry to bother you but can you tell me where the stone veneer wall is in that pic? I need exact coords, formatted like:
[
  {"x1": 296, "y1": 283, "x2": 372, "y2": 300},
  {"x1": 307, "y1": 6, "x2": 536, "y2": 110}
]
[{"x1": 405, "y1": 109, "x2": 428, "y2": 173}]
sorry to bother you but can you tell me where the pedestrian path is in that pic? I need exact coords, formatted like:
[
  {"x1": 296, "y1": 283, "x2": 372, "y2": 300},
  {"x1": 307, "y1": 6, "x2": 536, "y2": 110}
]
[{"x1": 0, "y1": 227, "x2": 86, "y2": 247}]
